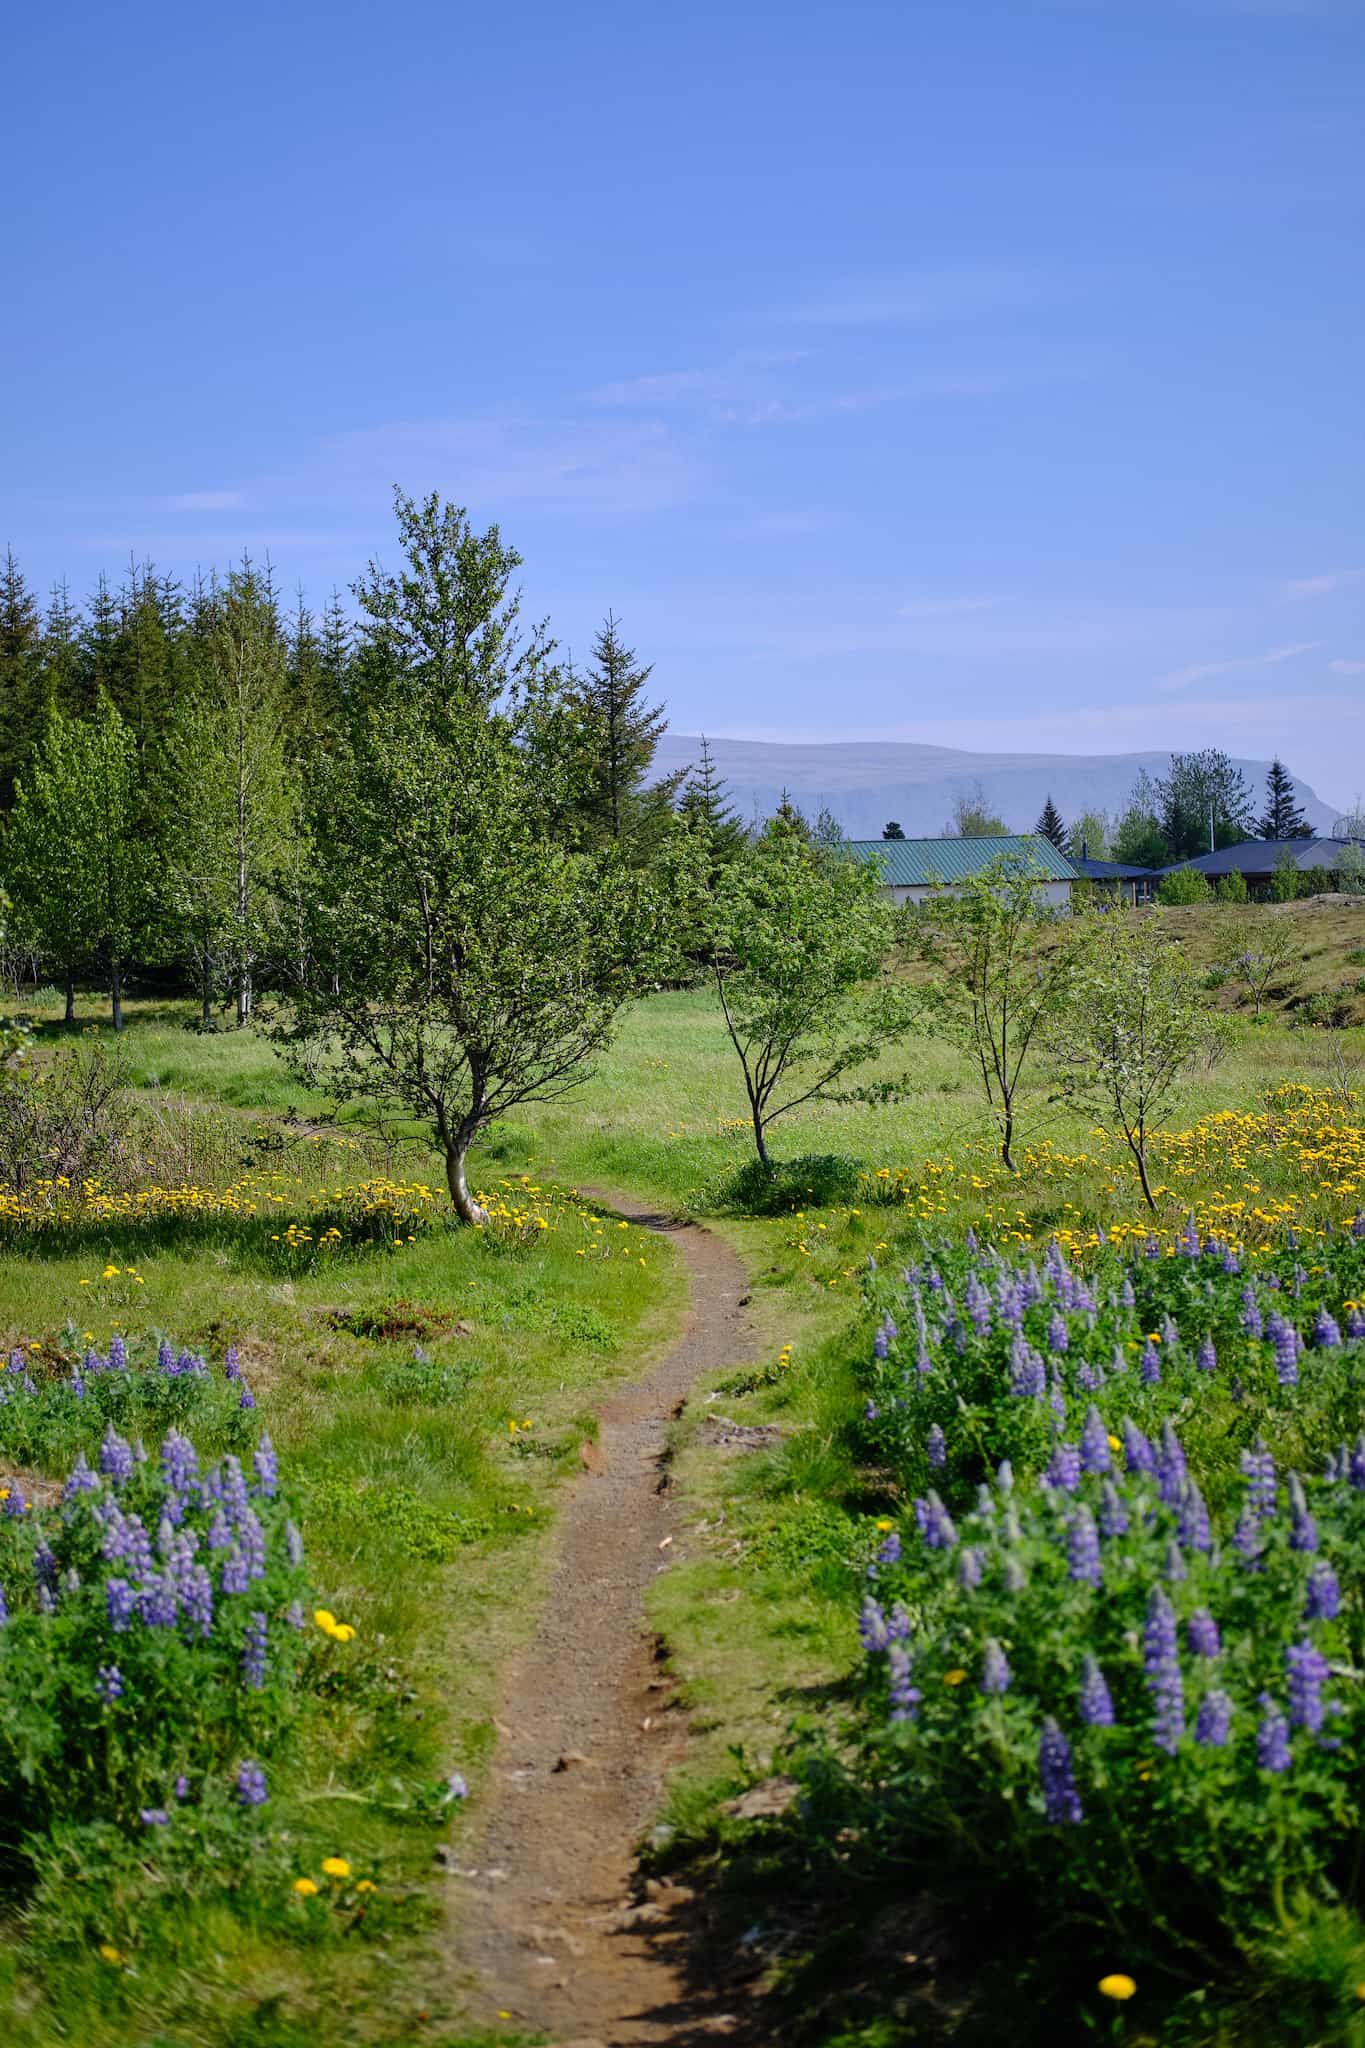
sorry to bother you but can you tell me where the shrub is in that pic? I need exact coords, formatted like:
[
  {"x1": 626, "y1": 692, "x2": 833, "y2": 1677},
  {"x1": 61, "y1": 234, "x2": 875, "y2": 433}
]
[
  {"x1": 1156, "y1": 867, "x2": 1213, "y2": 906},
  {"x1": 1216, "y1": 869, "x2": 1249, "y2": 903},
  {"x1": 700, "y1": 1152, "x2": 865, "y2": 1216},
  {"x1": 0, "y1": 1425, "x2": 315, "y2": 1846},
  {"x1": 0, "y1": 1035, "x2": 133, "y2": 1196}
]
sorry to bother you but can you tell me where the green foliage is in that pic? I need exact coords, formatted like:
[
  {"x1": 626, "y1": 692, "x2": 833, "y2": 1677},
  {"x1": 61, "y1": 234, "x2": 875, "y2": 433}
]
[
  {"x1": 0, "y1": 1334, "x2": 254, "y2": 1472},
  {"x1": 0, "y1": 1031, "x2": 133, "y2": 1195},
  {"x1": 947, "y1": 779, "x2": 1008, "y2": 837},
  {"x1": 1271, "y1": 850, "x2": 1303, "y2": 903},
  {"x1": 1156, "y1": 865, "x2": 1213, "y2": 905},
  {"x1": 1220, "y1": 912, "x2": 1303, "y2": 1017},
  {"x1": 708, "y1": 832, "x2": 911, "y2": 1169},
  {"x1": 678, "y1": 735, "x2": 746, "y2": 877},
  {"x1": 563, "y1": 611, "x2": 685, "y2": 856},
  {"x1": 1068, "y1": 808, "x2": 1110, "y2": 863},
  {"x1": 1156, "y1": 748, "x2": 1254, "y2": 859},
  {"x1": 1258, "y1": 759, "x2": 1308, "y2": 841},
  {"x1": 702, "y1": 1151, "x2": 865, "y2": 1215},
  {"x1": 1216, "y1": 868, "x2": 1249, "y2": 903},
  {"x1": 1034, "y1": 796, "x2": 1066, "y2": 850}
]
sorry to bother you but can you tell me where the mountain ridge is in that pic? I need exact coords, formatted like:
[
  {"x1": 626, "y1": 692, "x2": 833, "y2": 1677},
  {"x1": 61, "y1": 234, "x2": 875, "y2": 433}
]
[{"x1": 651, "y1": 735, "x2": 1340, "y2": 841}]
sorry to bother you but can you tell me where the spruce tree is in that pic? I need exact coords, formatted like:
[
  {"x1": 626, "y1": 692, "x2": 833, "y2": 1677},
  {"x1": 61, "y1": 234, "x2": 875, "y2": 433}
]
[
  {"x1": 0, "y1": 547, "x2": 44, "y2": 807},
  {"x1": 41, "y1": 582, "x2": 84, "y2": 722},
  {"x1": 1258, "y1": 759, "x2": 1308, "y2": 841},
  {"x1": 882, "y1": 820, "x2": 906, "y2": 840},
  {"x1": 1035, "y1": 796, "x2": 1067, "y2": 850},
  {"x1": 679, "y1": 735, "x2": 744, "y2": 866},
  {"x1": 567, "y1": 612, "x2": 684, "y2": 853}
]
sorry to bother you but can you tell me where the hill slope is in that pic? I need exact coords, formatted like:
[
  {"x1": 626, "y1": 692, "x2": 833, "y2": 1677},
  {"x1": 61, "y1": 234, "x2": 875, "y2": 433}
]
[{"x1": 651, "y1": 736, "x2": 1338, "y2": 841}]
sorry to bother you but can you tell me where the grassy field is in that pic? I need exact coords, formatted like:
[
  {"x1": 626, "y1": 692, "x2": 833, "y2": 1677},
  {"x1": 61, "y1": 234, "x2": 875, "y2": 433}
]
[{"x1": 3, "y1": 898, "x2": 1364, "y2": 2045}]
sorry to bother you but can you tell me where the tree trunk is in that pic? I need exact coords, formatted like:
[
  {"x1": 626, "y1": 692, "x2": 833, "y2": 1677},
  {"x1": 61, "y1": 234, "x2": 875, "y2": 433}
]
[
  {"x1": 445, "y1": 1138, "x2": 490, "y2": 1225},
  {"x1": 110, "y1": 953, "x2": 123, "y2": 1034},
  {"x1": 1133, "y1": 1137, "x2": 1156, "y2": 1211},
  {"x1": 1000, "y1": 1101, "x2": 1015, "y2": 1173},
  {"x1": 752, "y1": 1103, "x2": 772, "y2": 1171},
  {"x1": 63, "y1": 970, "x2": 75, "y2": 1025}
]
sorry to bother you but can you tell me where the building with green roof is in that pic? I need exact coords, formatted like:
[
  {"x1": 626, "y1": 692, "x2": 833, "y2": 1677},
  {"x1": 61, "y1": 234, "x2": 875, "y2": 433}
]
[{"x1": 843, "y1": 833, "x2": 1078, "y2": 908}]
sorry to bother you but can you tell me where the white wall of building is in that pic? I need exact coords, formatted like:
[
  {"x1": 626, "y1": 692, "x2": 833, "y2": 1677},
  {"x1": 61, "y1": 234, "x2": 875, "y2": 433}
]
[{"x1": 885, "y1": 879, "x2": 1074, "y2": 911}]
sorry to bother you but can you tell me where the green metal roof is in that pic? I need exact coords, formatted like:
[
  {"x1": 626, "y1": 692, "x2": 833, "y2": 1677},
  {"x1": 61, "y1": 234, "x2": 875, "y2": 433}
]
[{"x1": 843, "y1": 834, "x2": 1079, "y2": 887}]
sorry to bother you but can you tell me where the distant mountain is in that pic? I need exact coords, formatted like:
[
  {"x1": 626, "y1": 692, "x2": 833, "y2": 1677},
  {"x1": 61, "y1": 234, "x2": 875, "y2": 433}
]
[{"x1": 651, "y1": 737, "x2": 1338, "y2": 842}]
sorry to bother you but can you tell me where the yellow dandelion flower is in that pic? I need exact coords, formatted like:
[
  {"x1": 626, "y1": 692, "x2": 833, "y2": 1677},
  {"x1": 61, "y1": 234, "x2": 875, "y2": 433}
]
[
  {"x1": 943, "y1": 1669, "x2": 968, "y2": 1686},
  {"x1": 321, "y1": 1856, "x2": 352, "y2": 1879},
  {"x1": 313, "y1": 1608, "x2": 337, "y2": 1633},
  {"x1": 356, "y1": 1878, "x2": 376, "y2": 1894},
  {"x1": 293, "y1": 1877, "x2": 319, "y2": 1896},
  {"x1": 99, "y1": 1943, "x2": 126, "y2": 1965},
  {"x1": 1098, "y1": 1974, "x2": 1137, "y2": 2001}
]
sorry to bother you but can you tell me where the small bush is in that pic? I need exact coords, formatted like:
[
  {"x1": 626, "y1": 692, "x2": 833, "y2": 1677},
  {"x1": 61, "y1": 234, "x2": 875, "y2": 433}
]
[
  {"x1": 1216, "y1": 870, "x2": 1249, "y2": 903},
  {"x1": 0, "y1": 1334, "x2": 257, "y2": 1471},
  {"x1": 1156, "y1": 867, "x2": 1213, "y2": 906},
  {"x1": 701, "y1": 1152, "x2": 864, "y2": 1216},
  {"x1": 0, "y1": 1035, "x2": 134, "y2": 1196}
]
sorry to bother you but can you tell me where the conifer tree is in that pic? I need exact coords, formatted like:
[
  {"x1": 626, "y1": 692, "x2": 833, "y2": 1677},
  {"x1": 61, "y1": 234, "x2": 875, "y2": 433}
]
[
  {"x1": 0, "y1": 548, "x2": 44, "y2": 807},
  {"x1": 1035, "y1": 795, "x2": 1067, "y2": 850},
  {"x1": 566, "y1": 612, "x2": 684, "y2": 854},
  {"x1": 1258, "y1": 759, "x2": 1308, "y2": 841},
  {"x1": 882, "y1": 820, "x2": 906, "y2": 840},
  {"x1": 679, "y1": 735, "x2": 745, "y2": 868}
]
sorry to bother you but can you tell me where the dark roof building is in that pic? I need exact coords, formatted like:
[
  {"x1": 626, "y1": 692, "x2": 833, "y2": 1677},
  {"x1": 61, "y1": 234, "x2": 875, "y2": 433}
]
[
  {"x1": 1071, "y1": 853, "x2": 1157, "y2": 903},
  {"x1": 1162, "y1": 837, "x2": 1364, "y2": 889}
]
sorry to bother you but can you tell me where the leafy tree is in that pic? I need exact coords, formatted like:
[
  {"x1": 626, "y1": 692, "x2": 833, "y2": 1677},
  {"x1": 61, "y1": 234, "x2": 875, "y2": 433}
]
[
  {"x1": 1214, "y1": 868, "x2": 1248, "y2": 903},
  {"x1": 1332, "y1": 800, "x2": 1365, "y2": 840},
  {"x1": 563, "y1": 612, "x2": 685, "y2": 854},
  {"x1": 1069, "y1": 808, "x2": 1110, "y2": 862},
  {"x1": 1336, "y1": 842, "x2": 1365, "y2": 896},
  {"x1": 1218, "y1": 912, "x2": 1301, "y2": 1018},
  {"x1": 284, "y1": 494, "x2": 676, "y2": 1223},
  {"x1": 0, "y1": 548, "x2": 44, "y2": 808},
  {"x1": 158, "y1": 566, "x2": 298, "y2": 1026},
  {"x1": 1258, "y1": 758, "x2": 1308, "y2": 841},
  {"x1": 1154, "y1": 749, "x2": 1252, "y2": 860},
  {"x1": 906, "y1": 854, "x2": 1080, "y2": 1171},
  {"x1": 709, "y1": 831, "x2": 909, "y2": 1170},
  {"x1": 1155, "y1": 866, "x2": 1213, "y2": 906},
  {"x1": 1111, "y1": 772, "x2": 1169, "y2": 869},
  {"x1": 883, "y1": 820, "x2": 906, "y2": 840},
  {"x1": 946, "y1": 779, "x2": 1009, "y2": 837},
  {"x1": 1051, "y1": 921, "x2": 1217, "y2": 1209},
  {"x1": 813, "y1": 805, "x2": 845, "y2": 848},
  {"x1": 1035, "y1": 796, "x2": 1067, "y2": 851},
  {"x1": 5, "y1": 702, "x2": 153, "y2": 1030},
  {"x1": 1270, "y1": 849, "x2": 1302, "y2": 903}
]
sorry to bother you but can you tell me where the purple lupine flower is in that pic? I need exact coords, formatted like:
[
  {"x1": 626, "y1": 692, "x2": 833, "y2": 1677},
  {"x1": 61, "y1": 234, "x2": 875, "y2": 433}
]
[
  {"x1": 1047, "y1": 1311, "x2": 1069, "y2": 1354},
  {"x1": 237, "y1": 1507, "x2": 267, "y2": 1581},
  {"x1": 1344, "y1": 1305, "x2": 1365, "y2": 1340},
  {"x1": 1138, "y1": 1341, "x2": 1162, "y2": 1386},
  {"x1": 1144, "y1": 1589, "x2": 1184, "y2": 1753},
  {"x1": 1286, "y1": 1640, "x2": 1330, "y2": 1732},
  {"x1": 888, "y1": 1602, "x2": 912, "y2": 1640},
  {"x1": 1039, "y1": 1718, "x2": 1083, "y2": 1824},
  {"x1": 99, "y1": 1426, "x2": 134, "y2": 1484},
  {"x1": 220, "y1": 1550, "x2": 250, "y2": 1596},
  {"x1": 1076, "y1": 1360, "x2": 1098, "y2": 1394},
  {"x1": 242, "y1": 1611, "x2": 268, "y2": 1689},
  {"x1": 236, "y1": 1761, "x2": 268, "y2": 1807},
  {"x1": 1098, "y1": 1479, "x2": 1129, "y2": 1539},
  {"x1": 1155, "y1": 1423, "x2": 1187, "y2": 1506},
  {"x1": 859, "y1": 1597, "x2": 890, "y2": 1654},
  {"x1": 997, "y1": 1458, "x2": 1015, "y2": 1493},
  {"x1": 223, "y1": 1344, "x2": 242, "y2": 1380},
  {"x1": 141, "y1": 1808, "x2": 170, "y2": 1827},
  {"x1": 61, "y1": 1453, "x2": 100, "y2": 1500},
  {"x1": 95, "y1": 1663, "x2": 123, "y2": 1702},
  {"x1": 964, "y1": 1271, "x2": 993, "y2": 1336},
  {"x1": 1241, "y1": 1288, "x2": 1263, "y2": 1339},
  {"x1": 206, "y1": 1508, "x2": 233, "y2": 1552},
  {"x1": 161, "y1": 1430, "x2": 199, "y2": 1493},
  {"x1": 1008, "y1": 1336, "x2": 1045, "y2": 1399},
  {"x1": 157, "y1": 1338, "x2": 174, "y2": 1373},
  {"x1": 1187, "y1": 1609, "x2": 1220, "y2": 1657},
  {"x1": 888, "y1": 1643, "x2": 921, "y2": 1722},
  {"x1": 108, "y1": 1334, "x2": 127, "y2": 1370},
  {"x1": 1120, "y1": 1276, "x2": 1136, "y2": 1309},
  {"x1": 1109, "y1": 1344, "x2": 1127, "y2": 1377},
  {"x1": 32, "y1": 1541, "x2": 57, "y2": 1593},
  {"x1": 872, "y1": 1326, "x2": 889, "y2": 1361},
  {"x1": 1178, "y1": 1480, "x2": 1211, "y2": 1553},
  {"x1": 1164, "y1": 1539, "x2": 1188, "y2": 1583},
  {"x1": 3, "y1": 1486, "x2": 28, "y2": 1520},
  {"x1": 174, "y1": 1775, "x2": 190, "y2": 1800},
  {"x1": 177, "y1": 1560, "x2": 214, "y2": 1639},
  {"x1": 1256, "y1": 1696, "x2": 1291, "y2": 1773},
  {"x1": 875, "y1": 1531, "x2": 902, "y2": 1567},
  {"x1": 926, "y1": 1424, "x2": 946, "y2": 1470},
  {"x1": 1304, "y1": 1562, "x2": 1340, "y2": 1621},
  {"x1": 1312, "y1": 1308, "x2": 1341, "y2": 1348},
  {"x1": 137, "y1": 1573, "x2": 178, "y2": 1627},
  {"x1": 0, "y1": 1584, "x2": 7, "y2": 1624},
  {"x1": 1267, "y1": 1312, "x2": 1300, "y2": 1387},
  {"x1": 980, "y1": 1639, "x2": 1011, "y2": 1695},
  {"x1": 105, "y1": 1577, "x2": 136, "y2": 1631},
  {"x1": 1079, "y1": 1406, "x2": 1111, "y2": 1475},
  {"x1": 285, "y1": 1519, "x2": 304, "y2": 1567},
  {"x1": 1047, "y1": 1442, "x2": 1082, "y2": 1493},
  {"x1": 1067, "y1": 1506, "x2": 1103, "y2": 1587},
  {"x1": 921, "y1": 1493, "x2": 958, "y2": 1550},
  {"x1": 1241, "y1": 1442, "x2": 1277, "y2": 1520},
  {"x1": 1232, "y1": 1510, "x2": 1265, "y2": 1569},
  {"x1": 1196, "y1": 1690, "x2": 1233, "y2": 1747},
  {"x1": 1079, "y1": 1654, "x2": 1115, "y2": 1727},
  {"x1": 1350, "y1": 1436, "x2": 1365, "y2": 1490},
  {"x1": 1196, "y1": 1337, "x2": 1217, "y2": 1374},
  {"x1": 864, "y1": 1401, "x2": 879, "y2": 1423},
  {"x1": 286, "y1": 1599, "x2": 306, "y2": 1628},
  {"x1": 1123, "y1": 1420, "x2": 1156, "y2": 1476},
  {"x1": 1288, "y1": 1474, "x2": 1318, "y2": 1553},
  {"x1": 238, "y1": 1387, "x2": 257, "y2": 1411},
  {"x1": 957, "y1": 1545, "x2": 984, "y2": 1590}
]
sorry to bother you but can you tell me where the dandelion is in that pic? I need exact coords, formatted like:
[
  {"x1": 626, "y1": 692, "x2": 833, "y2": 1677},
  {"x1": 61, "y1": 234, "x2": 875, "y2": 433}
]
[
  {"x1": 1098, "y1": 1974, "x2": 1136, "y2": 2001},
  {"x1": 321, "y1": 1856, "x2": 352, "y2": 1879},
  {"x1": 293, "y1": 1877, "x2": 319, "y2": 1896}
]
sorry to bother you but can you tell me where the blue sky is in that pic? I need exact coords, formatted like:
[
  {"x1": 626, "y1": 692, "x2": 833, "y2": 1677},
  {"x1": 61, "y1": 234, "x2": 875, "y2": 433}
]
[{"x1": 4, "y1": 0, "x2": 1363, "y2": 806}]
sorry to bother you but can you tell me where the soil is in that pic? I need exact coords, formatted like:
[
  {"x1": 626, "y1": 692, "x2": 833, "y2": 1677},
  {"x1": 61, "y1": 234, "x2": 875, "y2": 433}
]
[{"x1": 450, "y1": 1194, "x2": 754, "y2": 2047}]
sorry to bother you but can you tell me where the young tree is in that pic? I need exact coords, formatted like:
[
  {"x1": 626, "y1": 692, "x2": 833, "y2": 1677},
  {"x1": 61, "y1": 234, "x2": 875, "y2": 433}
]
[
  {"x1": 813, "y1": 805, "x2": 845, "y2": 848},
  {"x1": 1336, "y1": 842, "x2": 1365, "y2": 895},
  {"x1": 1219, "y1": 912, "x2": 1301, "y2": 1018},
  {"x1": 1270, "y1": 849, "x2": 1302, "y2": 903},
  {"x1": 882, "y1": 820, "x2": 906, "y2": 840},
  {"x1": 708, "y1": 830, "x2": 910, "y2": 1170},
  {"x1": 1155, "y1": 866, "x2": 1213, "y2": 906},
  {"x1": 4, "y1": 702, "x2": 153, "y2": 1030},
  {"x1": 678, "y1": 735, "x2": 745, "y2": 868},
  {"x1": 1332, "y1": 800, "x2": 1365, "y2": 840},
  {"x1": 1258, "y1": 759, "x2": 1308, "y2": 840},
  {"x1": 906, "y1": 854, "x2": 1080, "y2": 1171},
  {"x1": 1068, "y1": 808, "x2": 1110, "y2": 862},
  {"x1": 1051, "y1": 921, "x2": 1217, "y2": 1210},
  {"x1": 945, "y1": 779, "x2": 1009, "y2": 837},
  {"x1": 563, "y1": 612, "x2": 685, "y2": 854},
  {"x1": 1111, "y1": 772, "x2": 1169, "y2": 869},
  {"x1": 1154, "y1": 749, "x2": 1253, "y2": 859},
  {"x1": 1035, "y1": 796, "x2": 1067, "y2": 851}
]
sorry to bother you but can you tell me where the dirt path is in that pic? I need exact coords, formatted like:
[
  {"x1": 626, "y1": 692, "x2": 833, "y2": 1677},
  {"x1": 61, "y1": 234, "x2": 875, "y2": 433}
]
[{"x1": 451, "y1": 1195, "x2": 752, "y2": 2047}]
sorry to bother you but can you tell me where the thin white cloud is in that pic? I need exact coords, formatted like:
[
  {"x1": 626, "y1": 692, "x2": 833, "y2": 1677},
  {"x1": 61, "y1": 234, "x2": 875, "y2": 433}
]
[
  {"x1": 168, "y1": 490, "x2": 247, "y2": 512},
  {"x1": 1281, "y1": 568, "x2": 1363, "y2": 599},
  {"x1": 587, "y1": 348, "x2": 808, "y2": 409},
  {"x1": 783, "y1": 267, "x2": 1039, "y2": 328},
  {"x1": 1155, "y1": 641, "x2": 1324, "y2": 692},
  {"x1": 1329, "y1": 657, "x2": 1365, "y2": 674},
  {"x1": 898, "y1": 595, "x2": 1004, "y2": 620}
]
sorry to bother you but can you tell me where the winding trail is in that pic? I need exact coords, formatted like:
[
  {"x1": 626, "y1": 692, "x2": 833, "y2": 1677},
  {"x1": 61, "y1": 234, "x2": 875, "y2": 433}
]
[{"x1": 452, "y1": 1194, "x2": 753, "y2": 2047}]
